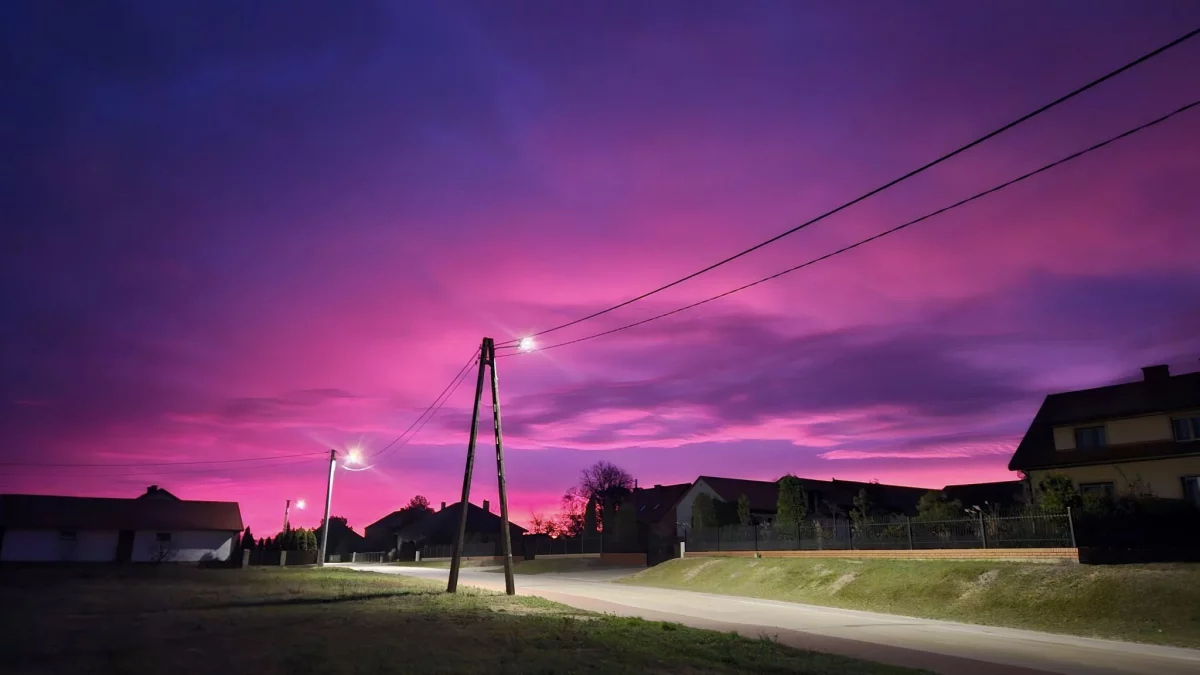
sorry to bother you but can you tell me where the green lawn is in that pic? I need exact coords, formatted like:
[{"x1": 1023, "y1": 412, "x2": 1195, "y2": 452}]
[
  {"x1": 623, "y1": 558, "x2": 1200, "y2": 648},
  {"x1": 485, "y1": 557, "x2": 637, "y2": 575},
  {"x1": 0, "y1": 566, "x2": 926, "y2": 674}
]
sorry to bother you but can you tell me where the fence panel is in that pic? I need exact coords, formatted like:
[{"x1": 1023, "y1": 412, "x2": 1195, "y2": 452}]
[{"x1": 687, "y1": 510, "x2": 1073, "y2": 553}]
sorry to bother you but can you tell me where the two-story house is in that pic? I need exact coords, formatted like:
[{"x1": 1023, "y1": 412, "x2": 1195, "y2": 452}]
[{"x1": 1008, "y1": 364, "x2": 1200, "y2": 506}]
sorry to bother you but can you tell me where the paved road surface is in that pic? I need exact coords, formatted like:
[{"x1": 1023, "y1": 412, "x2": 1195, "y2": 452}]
[{"x1": 339, "y1": 563, "x2": 1199, "y2": 675}]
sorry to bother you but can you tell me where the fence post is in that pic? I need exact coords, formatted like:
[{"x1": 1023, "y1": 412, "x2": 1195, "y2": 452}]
[
  {"x1": 753, "y1": 522, "x2": 758, "y2": 552},
  {"x1": 816, "y1": 519, "x2": 823, "y2": 550},
  {"x1": 716, "y1": 525, "x2": 721, "y2": 552},
  {"x1": 1066, "y1": 507, "x2": 1077, "y2": 548},
  {"x1": 906, "y1": 516, "x2": 914, "y2": 550},
  {"x1": 979, "y1": 512, "x2": 988, "y2": 549},
  {"x1": 848, "y1": 519, "x2": 854, "y2": 550},
  {"x1": 795, "y1": 520, "x2": 801, "y2": 551}
]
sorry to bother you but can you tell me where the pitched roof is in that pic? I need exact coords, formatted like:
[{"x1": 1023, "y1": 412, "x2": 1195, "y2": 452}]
[
  {"x1": 941, "y1": 481, "x2": 1026, "y2": 508},
  {"x1": 363, "y1": 508, "x2": 430, "y2": 536},
  {"x1": 395, "y1": 501, "x2": 526, "y2": 544},
  {"x1": 1009, "y1": 369, "x2": 1200, "y2": 471},
  {"x1": 697, "y1": 476, "x2": 779, "y2": 511},
  {"x1": 633, "y1": 483, "x2": 692, "y2": 524},
  {"x1": 0, "y1": 494, "x2": 243, "y2": 531}
]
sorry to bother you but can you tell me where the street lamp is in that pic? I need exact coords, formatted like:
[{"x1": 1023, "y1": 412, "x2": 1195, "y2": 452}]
[
  {"x1": 517, "y1": 336, "x2": 535, "y2": 352},
  {"x1": 283, "y1": 498, "x2": 306, "y2": 531}
]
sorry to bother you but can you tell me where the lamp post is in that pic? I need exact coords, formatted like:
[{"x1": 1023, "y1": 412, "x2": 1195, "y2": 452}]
[
  {"x1": 283, "y1": 498, "x2": 306, "y2": 532},
  {"x1": 317, "y1": 448, "x2": 363, "y2": 566}
]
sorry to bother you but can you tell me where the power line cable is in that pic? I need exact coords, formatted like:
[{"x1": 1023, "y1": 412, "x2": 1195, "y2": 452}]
[
  {"x1": 367, "y1": 347, "x2": 480, "y2": 458},
  {"x1": 498, "y1": 27, "x2": 1200, "y2": 347},
  {"x1": 373, "y1": 353, "x2": 478, "y2": 461},
  {"x1": 499, "y1": 98, "x2": 1200, "y2": 356},
  {"x1": 0, "y1": 455, "x2": 325, "y2": 478},
  {"x1": 0, "y1": 449, "x2": 328, "y2": 468}
]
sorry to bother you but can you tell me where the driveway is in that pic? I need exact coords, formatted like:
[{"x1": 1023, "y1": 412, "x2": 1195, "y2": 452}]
[{"x1": 338, "y1": 563, "x2": 1200, "y2": 675}]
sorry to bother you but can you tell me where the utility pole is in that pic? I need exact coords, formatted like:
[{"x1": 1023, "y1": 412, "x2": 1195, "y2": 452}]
[
  {"x1": 283, "y1": 499, "x2": 292, "y2": 532},
  {"x1": 317, "y1": 449, "x2": 336, "y2": 567},
  {"x1": 448, "y1": 338, "x2": 516, "y2": 595}
]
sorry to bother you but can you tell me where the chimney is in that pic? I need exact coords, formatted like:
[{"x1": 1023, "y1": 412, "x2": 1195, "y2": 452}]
[
  {"x1": 147, "y1": 485, "x2": 158, "y2": 493},
  {"x1": 1142, "y1": 364, "x2": 1170, "y2": 382},
  {"x1": 483, "y1": 499, "x2": 490, "y2": 513},
  {"x1": 440, "y1": 501, "x2": 446, "y2": 511}
]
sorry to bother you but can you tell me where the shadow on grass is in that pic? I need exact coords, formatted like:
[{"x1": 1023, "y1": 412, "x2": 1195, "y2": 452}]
[{"x1": 191, "y1": 590, "x2": 427, "y2": 611}]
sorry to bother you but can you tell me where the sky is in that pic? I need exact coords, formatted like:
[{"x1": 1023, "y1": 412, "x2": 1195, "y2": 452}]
[{"x1": 2, "y1": 1, "x2": 1199, "y2": 537}]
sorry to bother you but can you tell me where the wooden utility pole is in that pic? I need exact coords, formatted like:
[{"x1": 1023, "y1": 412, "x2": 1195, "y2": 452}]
[
  {"x1": 283, "y1": 499, "x2": 292, "y2": 532},
  {"x1": 488, "y1": 338, "x2": 516, "y2": 595},
  {"x1": 448, "y1": 338, "x2": 516, "y2": 595},
  {"x1": 317, "y1": 449, "x2": 336, "y2": 567}
]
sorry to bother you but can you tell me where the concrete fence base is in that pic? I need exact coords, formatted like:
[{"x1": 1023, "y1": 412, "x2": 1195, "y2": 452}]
[
  {"x1": 600, "y1": 552, "x2": 647, "y2": 567},
  {"x1": 685, "y1": 548, "x2": 1080, "y2": 563}
]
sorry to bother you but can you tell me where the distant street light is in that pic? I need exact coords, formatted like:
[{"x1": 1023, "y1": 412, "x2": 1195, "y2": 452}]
[
  {"x1": 283, "y1": 498, "x2": 307, "y2": 531},
  {"x1": 517, "y1": 336, "x2": 535, "y2": 352}
]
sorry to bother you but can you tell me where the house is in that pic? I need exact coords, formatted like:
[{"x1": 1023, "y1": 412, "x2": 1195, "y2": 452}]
[
  {"x1": 363, "y1": 505, "x2": 434, "y2": 551},
  {"x1": 632, "y1": 483, "x2": 692, "y2": 538},
  {"x1": 674, "y1": 475, "x2": 927, "y2": 535},
  {"x1": 940, "y1": 481, "x2": 1027, "y2": 510},
  {"x1": 1009, "y1": 364, "x2": 1200, "y2": 506},
  {"x1": 0, "y1": 486, "x2": 243, "y2": 563},
  {"x1": 394, "y1": 500, "x2": 526, "y2": 554}
]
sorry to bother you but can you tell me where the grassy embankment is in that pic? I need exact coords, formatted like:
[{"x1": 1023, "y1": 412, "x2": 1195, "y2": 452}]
[
  {"x1": 623, "y1": 557, "x2": 1200, "y2": 648},
  {"x1": 0, "y1": 565, "x2": 926, "y2": 674},
  {"x1": 486, "y1": 557, "x2": 639, "y2": 575}
]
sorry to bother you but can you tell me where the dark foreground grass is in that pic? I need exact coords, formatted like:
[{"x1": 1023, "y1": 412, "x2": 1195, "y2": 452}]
[
  {"x1": 0, "y1": 566, "x2": 924, "y2": 675},
  {"x1": 623, "y1": 558, "x2": 1200, "y2": 648}
]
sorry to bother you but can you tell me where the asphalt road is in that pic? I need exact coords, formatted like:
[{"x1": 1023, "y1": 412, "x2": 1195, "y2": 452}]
[{"x1": 339, "y1": 563, "x2": 1200, "y2": 675}]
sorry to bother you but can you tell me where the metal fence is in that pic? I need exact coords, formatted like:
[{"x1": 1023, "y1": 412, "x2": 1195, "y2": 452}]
[
  {"x1": 688, "y1": 510, "x2": 1074, "y2": 553},
  {"x1": 347, "y1": 551, "x2": 391, "y2": 563}
]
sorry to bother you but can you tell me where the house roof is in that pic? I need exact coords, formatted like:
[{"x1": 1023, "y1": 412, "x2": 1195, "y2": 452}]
[
  {"x1": 697, "y1": 476, "x2": 779, "y2": 511},
  {"x1": 1008, "y1": 368, "x2": 1200, "y2": 471},
  {"x1": 941, "y1": 481, "x2": 1025, "y2": 508},
  {"x1": 634, "y1": 483, "x2": 692, "y2": 525},
  {"x1": 697, "y1": 475, "x2": 928, "y2": 516},
  {"x1": 363, "y1": 508, "x2": 430, "y2": 536},
  {"x1": 395, "y1": 501, "x2": 527, "y2": 543},
  {"x1": 0, "y1": 493, "x2": 243, "y2": 532}
]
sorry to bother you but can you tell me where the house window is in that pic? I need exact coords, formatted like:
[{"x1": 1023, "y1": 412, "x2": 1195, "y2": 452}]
[
  {"x1": 1171, "y1": 417, "x2": 1200, "y2": 442},
  {"x1": 1074, "y1": 426, "x2": 1107, "y2": 449},
  {"x1": 1079, "y1": 482, "x2": 1115, "y2": 498},
  {"x1": 1183, "y1": 477, "x2": 1200, "y2": 508},
  {"x1": 59, "y1": 530, "x2": 77, "y2": 541},
  {"x1": 156, "y1": 532, "x2": 172, "y2": 543}
]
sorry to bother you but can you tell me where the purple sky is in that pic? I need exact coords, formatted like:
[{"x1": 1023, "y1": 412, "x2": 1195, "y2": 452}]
[{"x1": 2, "y1": 1, "x2": 1199, "y2": 536}]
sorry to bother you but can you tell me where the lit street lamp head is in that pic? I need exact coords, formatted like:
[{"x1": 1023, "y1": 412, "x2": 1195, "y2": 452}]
[
  {"x1": 518, "y1": 336, "x2": 535, "y2": 352},
  {"x1": 346, "y1": 448, "x2": 363, "y2": 465},
  {"x1": 296, "y1": 499, "x2": 306, "y2": 510}
]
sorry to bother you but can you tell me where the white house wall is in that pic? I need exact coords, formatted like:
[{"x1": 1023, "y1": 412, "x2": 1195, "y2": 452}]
[
  {"x1": 131, "y1": 530, "x2": 236, "y2": 562},
  {"x1": 0, "y1": 529, "x2": 119, "y2": 562},
  {"x1": 674, "y1": 479, "x2": 721, "y2": 537}
]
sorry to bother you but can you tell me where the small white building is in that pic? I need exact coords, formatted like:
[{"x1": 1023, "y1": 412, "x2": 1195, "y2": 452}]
[{"x1": 0, "y1": 486, "x2": 243, "y2": 563}]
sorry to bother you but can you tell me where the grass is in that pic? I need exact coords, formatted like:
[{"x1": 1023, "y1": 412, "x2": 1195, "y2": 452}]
[
  {"x1": 0, "y1": 565, "x2": 926, "y2": 675},
  {"x1": 623, "y1": 557, "x2": 1200, "y2": 648},
  {"x1": 485, "y1": 557, "x2": 637, "y2": 575}
]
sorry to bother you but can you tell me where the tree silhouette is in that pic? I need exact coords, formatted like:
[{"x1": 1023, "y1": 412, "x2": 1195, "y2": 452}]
[{"x1": 776, "y1": 475, "x2": 808, "y2": 526}]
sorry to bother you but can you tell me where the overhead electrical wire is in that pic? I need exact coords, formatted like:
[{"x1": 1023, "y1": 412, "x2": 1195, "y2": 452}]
[
  {"x1": 371, "y1": 354, "x2": 478, "y2": 462},
  {"x1": 497, "y1": 27, "x2": 1200, "y2": 347},
  {"x1": 0, "y1": 454, "x2": 325, "y2": 478},
  {"x1": 0, "y1": 449, "x2": 328, "y2": 468},
  {"x1": 498, "y1": 98, "x2": 1200, "y2": 357},
  {"x1": 367, "y1": 347, "x2": 480, "y2": 459},
  {"x1": 2, "y1": 349, "x2": 482, "y2": 472}
]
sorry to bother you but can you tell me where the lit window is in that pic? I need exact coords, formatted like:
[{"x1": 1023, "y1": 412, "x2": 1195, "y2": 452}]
[
  {"x1": 1074, "y1": 426, "x2": 1107, "y2": 449},
  {"x1": 1171, "y1": 417, "x2": 1200, "y2": 442},
  {"x1": 1079, "y1": 482, "x2": 1115, "y2": 498}
]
